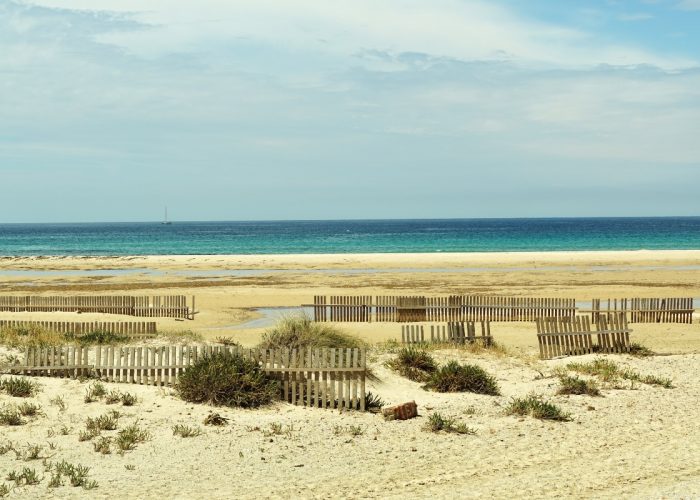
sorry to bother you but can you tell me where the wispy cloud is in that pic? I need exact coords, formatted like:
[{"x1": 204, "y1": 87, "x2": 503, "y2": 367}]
[
  {"x1": 618, "y1": 12, "x2": 654, "y2": 21},
  {"x1": 677, "y1": 0, "x2": 700, "y2": 10}
]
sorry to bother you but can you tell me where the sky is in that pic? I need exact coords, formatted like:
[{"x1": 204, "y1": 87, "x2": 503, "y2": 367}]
[{"x1": 1, "y1": 0, "x2": 699, "y2": 222}]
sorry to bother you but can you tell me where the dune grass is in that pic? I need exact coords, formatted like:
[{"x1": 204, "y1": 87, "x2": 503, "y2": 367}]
[
  {"x1": 423, "y1": 361, "x2": 500, "y2": 395},
  {"x1": 566, "y1": 358, "x2": 673, "y2": 388},
  {"x1": 258, "y1": 314, "x2": 364, "y2": 350},
  {"x1": 0, "y1": 377, "x2": 40, "y2": 398},
  {"x1": 557, "y1": 375, "x2": 601, "y2": 396},
  {"x1": 506, "y1": 394, "x2": 571, "y2": 421},
  {"x1": 0, "y1": 325, "x2": 129, "y2": 348},
  {"x1": 386, "y1": 347, "x2": 437, "y2": 382},
  {"x1": 424, "y1": 412, "x2": 476, "y2": 435}
]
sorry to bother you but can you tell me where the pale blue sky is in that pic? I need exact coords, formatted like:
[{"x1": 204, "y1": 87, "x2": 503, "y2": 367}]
[{"x1": 1, "y1": 0, "x2": 699, "y2": 222}]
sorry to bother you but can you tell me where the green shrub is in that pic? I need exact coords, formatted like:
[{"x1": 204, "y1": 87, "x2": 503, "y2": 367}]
[
  {"x1": 258, "y1": 314, "x2": 363, "y2": 350},
  {"x1": 506, "y1": 394, "x2": 571, "y2": 421},
  {"x1": 0, "y1": 406, "x2": 23, "y2": 426},
  {"x1": 557, "y1": 375, "x2": 601, "y2": 396},
  {"x1": 115, "y1": 424, "x2": 150, "y2": 452},
  {"x1": 0, "y1": 377, "x2": 39, "y2": 398},
  {"x1": 364, "y1": 392, "x2": 385, "y2": 413},
  {"x1": 386, "y1": 347, "x2": 437, "y2": 382},
  {"x1": 85, "y1": 412, "x2": 119, "y2": 433},
  {"x1": 177, "y1": 352, "x2": 278, "y2": 408},
  {"x1": 423, "y1": 361, "x2": 500, "y2": 395},
  {"x1": 93, "y1": 437, "x2": 111, "y2": 454},
  {"x1": 120, "y1": 392, "x2": 137, "y2": 406},
  {"x1": 104, "y1": 391, "x2": 122, "y2": 404},
  {"x1": 424, "y1": 413, "x2": 476, "y2": 435},
  {"x1": 17, "y1": 402, "x2": 42, "y2": 417}
]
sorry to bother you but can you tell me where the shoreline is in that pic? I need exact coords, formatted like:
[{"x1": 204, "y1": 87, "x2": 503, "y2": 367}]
[{"x1": 1, "y1": 249, "x2": 700, "y2": 270}]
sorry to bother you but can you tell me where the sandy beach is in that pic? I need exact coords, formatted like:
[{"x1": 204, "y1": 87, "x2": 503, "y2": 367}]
[{"x1": 1, "y1": 250, "x2": 699, "y2": 498}]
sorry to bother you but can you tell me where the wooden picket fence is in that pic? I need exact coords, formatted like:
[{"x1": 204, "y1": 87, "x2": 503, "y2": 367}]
[
  {"x1": 536, "y1": 314, "x2": 631, "y2": 359},
  {"x1": 0, "y1": 320, "x2": 157, "y2": 338},
  {"x1": 5, "y1": 345, "x2": 366, "y2": 411},
  {"x1": 401, "y1": 322, "x2": 492, "y2": 345},
  {"x1": 311, "y1": 295, "x2": 576, "y2": 322},
  {"x1": 0, "y1": 295, "x2": 194, "y2": 319},
  {"x1": 590, "y1": 298, "x2": 694, "y2": 324}
]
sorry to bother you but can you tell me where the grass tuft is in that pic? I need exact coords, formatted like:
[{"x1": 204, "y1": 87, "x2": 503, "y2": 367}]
[
  {"x1": 506, "y1": 394, "x2": 571, "y2": 421},
  {"x1": 0, "y1": 377, "x2": 40, "y2": 398},
  {"x1": 566, "y1": 358, "x2": 673, "y2": 389},
  {"x1": 172, "y1": 424, "x2": 202, "y2": 438},
  {"x1": 557, "y1": 375, "x2": 601, "y2": 396},
  {"x1": 424, "y1": 413, "x2": 476, "y2": 435},
  {"x1": 423, "y1": 361, "x2": 500, "y2": 395},
  {"x1": 115, "y1": 424, "x2": 150, "y2": 452},
  {"x1": 386, "y1": 347, "x2": 437, "y2": 382}
]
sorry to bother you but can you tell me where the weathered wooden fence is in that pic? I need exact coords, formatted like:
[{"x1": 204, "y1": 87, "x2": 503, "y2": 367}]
[
  {"x1": 6, "y1": 345, "x2": 366, "y2": 411},
  {"x1": 401, "y1": 321, "x2": 492, "y2": 345},
  {"x1": 311, "y1": 295, "x2": 576, "y2": 322},
  {"x1": 0, "y1": 320, "x2": 157, "y2": 338},
  {"x1": 536, "y1": 314, "x2": 631, "y2": 359},
  {"x1": 590, "y1": 298, "x2": 694, "y2": 324},
  {"x1": 0, "y1": 295, "x2": 194, "y2": 319}
]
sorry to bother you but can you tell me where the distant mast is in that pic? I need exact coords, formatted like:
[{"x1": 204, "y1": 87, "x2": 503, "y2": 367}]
[{"x1": 162, "y1": 207, "x2": 172, "y2": 225}]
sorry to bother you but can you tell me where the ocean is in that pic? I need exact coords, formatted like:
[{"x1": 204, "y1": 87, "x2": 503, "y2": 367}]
[{"x1": 0, "y1": 217, "x2": 698, "y2": 256}]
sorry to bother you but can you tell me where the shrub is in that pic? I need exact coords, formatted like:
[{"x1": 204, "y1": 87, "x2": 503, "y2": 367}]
[
  {"x1": 258, "y1": 314, "x2": 363, "y2": 350},
  {"x1": 557, "y1": 375, "x2": 601, "y2": 396},
  {"x1": 177, "y1": 352, "x2": 278, "y2": 408},
  {"x1": 506, "y1": 394, "x2": 571, "y2": 421},
  {"x1": 386, "y1": 347, "x2": 437, "y2": 382},
  {"x1": 364, "y1": 391, "x2": 385, "y2": 413},
  {"x1": 93, "y1": 437, "x2": 111, "y2": 454},
  {"x1": 628, "y1": 342, "x2": 655, "y2": 357},
  {"x1": 423, "y1": 361, "x2": 500, "y2": 395},
  {"x1": 424, "y1": 413, "x2": 476, "y2": 435},
  {"x1": 215, "y1": 336, "x2": 240, "y2": 347},
  {"x1": 6, "y1": 467, "x2": 41, "y2": 486},
  {"x1": 120, "y1": 392, "x2": 137, "y2": 406},
  {"x1": 0, "y1": 377, "x2": 39, "y2": 398},
  {"x1": 172, "y1": 424, "x2": 202, "y2": 438},
  {"x1": 115, "y1": 424, "x2": 150, "y2": 452},
  {"x1": 17, "y1": 402, "x2": 42, "y2": 417},
  {"x1": 85, "y1": 412, "x2": 119, "y2": 433},
  {"x1": 104, "y1": 391, "x2": 122, "y2": 404},
  {"x1": 0, "y1": 406, "x2": 23, "y2": 426}
]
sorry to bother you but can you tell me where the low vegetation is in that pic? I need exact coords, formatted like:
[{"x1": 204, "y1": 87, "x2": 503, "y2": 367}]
[
  {"x1": 557, "y1": 375, "x2": 601, "y2": 396},
  {"x1": 506, "y1": 394, "x2": 571, "y2": 421},
  {"x1": 172, "y1": 424, "x2": 202, "y2": 438},
  {"x1": 424, "y1": 413, "x2": 476, "y2": 435},
  {"x1": 386, "y1": 347, "x2": 437, "y2": 382},
  {"x1": 566, "y1": 358, "x2": 673, "y2": 388},
  {"x1": 364, "y1": 391, "x2": 385, "y2": 413},
  {"x1": 423, "y1": 361, "x2": 500, "y2": 395},
  {"x1": 258, "y1": 314, "x2": 364, "y2": 350},
  {"x1": 177, "y1": 351, "x2": 278, "y2": 408},
  {"x1": 0, "y1": 406, "x2": 24, "y2": 426},
  {"x1": 115, "y1": 424, "x2": 150, "y2": 452},
  {"x1": 0, "y1": 324, "x2": 128, "y2": 348},
  {"x1": 0, "y1": 377, "x2": 40, "y2": 398}
]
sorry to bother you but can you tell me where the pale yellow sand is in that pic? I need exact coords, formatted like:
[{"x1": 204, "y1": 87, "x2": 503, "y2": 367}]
[{"x1": 0, "y1": 250, "x2": 699, "y2": 498}]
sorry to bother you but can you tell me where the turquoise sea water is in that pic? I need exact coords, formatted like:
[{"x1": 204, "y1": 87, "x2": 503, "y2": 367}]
[{"x1": 0, "y1": 218, "x2": 698, "y2": 256}]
